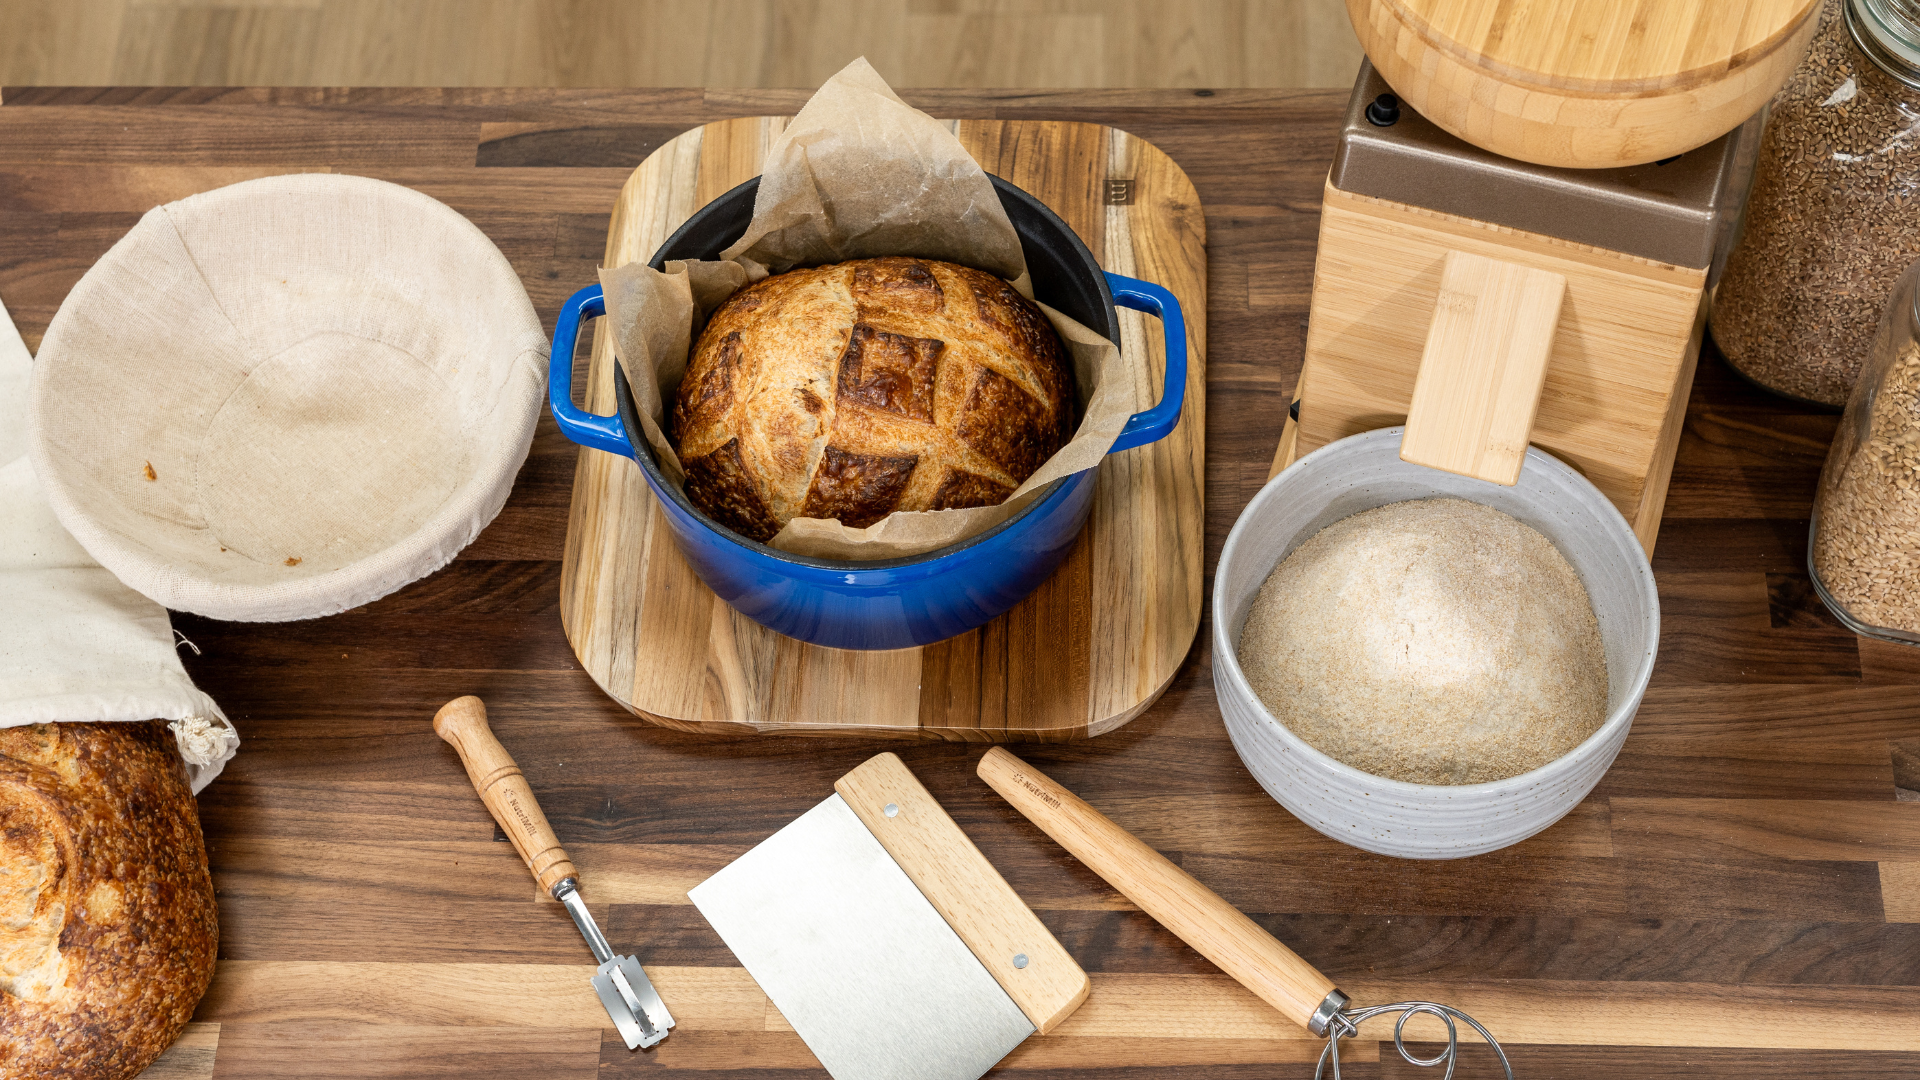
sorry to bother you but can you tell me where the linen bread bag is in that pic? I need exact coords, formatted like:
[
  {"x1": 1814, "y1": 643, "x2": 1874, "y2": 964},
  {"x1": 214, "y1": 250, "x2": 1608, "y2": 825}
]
[{"x1": 1, "y1": 295, "x2": 232, "y2": 1079}]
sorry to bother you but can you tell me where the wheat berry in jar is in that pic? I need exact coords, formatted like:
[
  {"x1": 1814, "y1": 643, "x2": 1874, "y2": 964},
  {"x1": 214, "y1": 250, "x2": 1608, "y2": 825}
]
[{"x1": 1713, "y1": 0, "x2": 1920, "y2": 407}]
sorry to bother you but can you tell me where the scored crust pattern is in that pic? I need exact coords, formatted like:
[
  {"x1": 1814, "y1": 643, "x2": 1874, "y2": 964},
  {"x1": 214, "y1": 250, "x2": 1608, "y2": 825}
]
[{"x1": 672, "y1": 256, "x2": 1075, "y2": 541}]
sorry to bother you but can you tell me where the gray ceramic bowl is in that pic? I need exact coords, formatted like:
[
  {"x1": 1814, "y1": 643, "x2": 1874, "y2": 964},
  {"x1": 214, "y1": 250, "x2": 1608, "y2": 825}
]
[{"x1": 1212, "y1": 428, "x2": 1659, "y2": 859}]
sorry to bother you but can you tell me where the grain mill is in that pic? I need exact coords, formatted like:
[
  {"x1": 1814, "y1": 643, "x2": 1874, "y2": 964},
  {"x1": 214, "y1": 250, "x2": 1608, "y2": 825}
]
[{"x1": 1275, "y1": 1, "x2": 1822, "y2": 552}]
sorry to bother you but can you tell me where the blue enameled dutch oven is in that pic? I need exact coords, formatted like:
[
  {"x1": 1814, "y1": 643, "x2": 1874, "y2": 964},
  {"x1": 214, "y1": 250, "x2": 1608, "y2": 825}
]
[{"x1": 549, "y1": 174, "x2": 1186, "y2": 650}]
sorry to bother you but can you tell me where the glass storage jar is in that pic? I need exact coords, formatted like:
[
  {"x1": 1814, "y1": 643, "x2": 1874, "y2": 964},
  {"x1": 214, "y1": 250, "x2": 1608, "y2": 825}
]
[
  {"x1": 1712, "y1": 0, "x2": 1920, "y2": 407},
  {"x1": 1810, "y1": 257, "x2": 1920, "y2": 642}
]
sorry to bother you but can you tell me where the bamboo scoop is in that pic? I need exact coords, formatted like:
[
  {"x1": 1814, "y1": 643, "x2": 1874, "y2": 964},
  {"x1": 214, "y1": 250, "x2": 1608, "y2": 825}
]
[{"x1": 977, "y1": 748, "x2": 1511, "y2": 1080}]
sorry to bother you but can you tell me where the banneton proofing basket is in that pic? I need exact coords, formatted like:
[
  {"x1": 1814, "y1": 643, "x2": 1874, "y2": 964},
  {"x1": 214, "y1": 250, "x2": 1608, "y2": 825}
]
[
  {"x1": 550, "y1": 174, "x2": 1186, "y2": 651},
  {"x1": 1212, "y1": 429, "x2": 1659, "y2": 859},
  {"x1": 27, "y1": 174, "x2": 547, "y2": 622}
]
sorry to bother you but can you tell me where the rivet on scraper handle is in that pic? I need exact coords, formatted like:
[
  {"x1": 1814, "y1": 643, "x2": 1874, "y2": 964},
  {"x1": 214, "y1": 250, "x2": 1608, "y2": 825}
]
[
  {"x1": 434, "y1": 696, "x2": 675, "y2": 1050},
  {"x1": 975, "y1": 748, "x2": 1512, "y2": 1080}
]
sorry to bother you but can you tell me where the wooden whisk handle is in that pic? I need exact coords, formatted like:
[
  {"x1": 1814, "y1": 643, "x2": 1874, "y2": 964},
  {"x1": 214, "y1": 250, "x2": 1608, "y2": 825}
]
[
  {"x1": 434, "y1": 695, "x2": 577, "y2": 896},
  {"x1": 977, "y1": 747, "x2": 1343, "y2": 1034}
]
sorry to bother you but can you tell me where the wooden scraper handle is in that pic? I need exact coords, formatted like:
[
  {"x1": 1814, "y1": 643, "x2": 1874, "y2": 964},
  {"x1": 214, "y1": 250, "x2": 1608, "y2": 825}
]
[
  {"x1": 978, "y1": 748, "x2": 1346, "y2": 1035},
  {"x1": 435, "y1": 695, "x2": 577, "y2": 896}
]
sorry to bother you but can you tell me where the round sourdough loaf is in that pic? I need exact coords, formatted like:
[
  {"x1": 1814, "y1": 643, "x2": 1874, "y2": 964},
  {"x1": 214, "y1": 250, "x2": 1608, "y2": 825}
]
[
  {"x1": 0, "y1": 721, "x2": 217, "y2": 1080},
  {"x1": 671, "y1": 256, "x2": 1075, "y2": 542}
]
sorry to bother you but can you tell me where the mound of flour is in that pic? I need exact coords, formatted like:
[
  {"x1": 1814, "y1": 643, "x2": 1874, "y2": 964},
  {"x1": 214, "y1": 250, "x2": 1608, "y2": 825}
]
[{"x1": 1236, "y1": 497, "x2": 1606, "y2": 785}]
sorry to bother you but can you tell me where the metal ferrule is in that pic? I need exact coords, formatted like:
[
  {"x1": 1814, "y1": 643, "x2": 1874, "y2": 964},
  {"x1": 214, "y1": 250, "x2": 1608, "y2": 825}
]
[
  {"x1": 554, "y1": 878, "x2": 616, "y2": 965},
  {"x1": 1307, "y1": 988, "x2": 1351, "y2": 1037}
]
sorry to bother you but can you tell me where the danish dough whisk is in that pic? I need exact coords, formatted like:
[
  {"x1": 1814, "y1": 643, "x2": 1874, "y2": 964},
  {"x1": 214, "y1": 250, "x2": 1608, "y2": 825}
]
[{"x1": 976, "y1": 748, "x2": 1513, "y2": 1080}]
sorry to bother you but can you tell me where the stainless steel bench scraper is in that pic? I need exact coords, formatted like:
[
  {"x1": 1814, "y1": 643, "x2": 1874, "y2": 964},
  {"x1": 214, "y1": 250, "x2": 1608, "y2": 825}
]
[{"x1": 689, "y1": 752, "x2": 1087, "y2": 1080}]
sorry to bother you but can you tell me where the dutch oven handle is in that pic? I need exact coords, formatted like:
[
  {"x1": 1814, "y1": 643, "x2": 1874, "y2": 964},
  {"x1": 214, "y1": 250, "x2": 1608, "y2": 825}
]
[
  {"x1": 1104, "y1": 272, "x2": 1188, "y2": 453},
  {"x1": 547, "y1": 283, "x2": 635, "y2": 460},
  {"x1": 551, "y1": 276, "x2": 1187, "y2": 458}
]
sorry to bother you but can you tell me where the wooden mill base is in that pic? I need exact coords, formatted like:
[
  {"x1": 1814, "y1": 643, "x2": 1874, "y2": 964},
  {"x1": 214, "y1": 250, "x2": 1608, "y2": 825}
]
[
  {"x1": 1269, "y1": 181, "x2": 1710, "y2": 555},
  {"x1": 559, "y1": 118, "x2": 1207, "y2": 740}
]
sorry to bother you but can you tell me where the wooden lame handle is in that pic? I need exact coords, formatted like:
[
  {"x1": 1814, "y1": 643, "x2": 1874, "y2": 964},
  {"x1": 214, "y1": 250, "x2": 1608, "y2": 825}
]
[
  {"x1": 977, "y1": 748, "x2": 1338, "y2": 1033},
  {"x1": 836, "y1": 753, "x2": 1088, "y2": 1034},
  {"x1": 1399, "y1": 249, "x2": 1567, "y2": 487},
  {"x1": 433, "y1": 696, "x2": 576, "y2": 896}
]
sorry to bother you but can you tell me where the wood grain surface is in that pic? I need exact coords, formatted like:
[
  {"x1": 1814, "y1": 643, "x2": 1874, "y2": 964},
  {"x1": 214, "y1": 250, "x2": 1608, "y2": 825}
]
[
  {"x1": 0, "y1": 1, "x2": 1368, "y2": 91},
  {"x1": 835, "y1": 752, "x2": 1088, "y2": 1034},
  {"x1": 0, "y1": 86, "x2": 1913, "y2": 1078},
  {"x1": 559, "y1": 115, "x2": 1204, "y2": 740},
  {"x1": 1399, "y1": 250, "x2": 1565, "y2": 487},
  {"x1": 1279, "y1": 180, "x2": 1712, "y2": 554},
  {"x1": 978, "y1": 748, "x2": 1341, "y2": 1033},
  {"x1": 434, "y1": 695, "x2": 580, "y2": 896},
  {"x1": 1349, "y1": 0, "x2": 1821, "y2": 167}
]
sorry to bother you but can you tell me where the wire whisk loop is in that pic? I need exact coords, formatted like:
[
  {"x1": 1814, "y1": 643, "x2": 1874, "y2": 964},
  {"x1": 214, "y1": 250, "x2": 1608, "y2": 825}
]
[{"x1": 1315, "y1": 1000, "x2": 1514, "y2": 1080}]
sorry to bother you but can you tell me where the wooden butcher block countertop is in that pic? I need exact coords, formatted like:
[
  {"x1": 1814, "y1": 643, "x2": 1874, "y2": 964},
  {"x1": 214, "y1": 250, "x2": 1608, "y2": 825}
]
[{"x1": 1, "y1": 86, "x2": 1915, "y2": 1079}]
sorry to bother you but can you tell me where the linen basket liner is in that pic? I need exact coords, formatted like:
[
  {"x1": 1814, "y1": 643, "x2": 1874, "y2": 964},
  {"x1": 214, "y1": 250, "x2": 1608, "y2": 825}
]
[{"x1": 27, "y1": 173, "x2": 548, "y2": 622}]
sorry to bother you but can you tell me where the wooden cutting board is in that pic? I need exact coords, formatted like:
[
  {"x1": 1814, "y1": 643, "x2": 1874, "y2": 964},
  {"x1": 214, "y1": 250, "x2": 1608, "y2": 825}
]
[{"x1": 558, "y1": 118, "x2": 1206, "y2": 740}]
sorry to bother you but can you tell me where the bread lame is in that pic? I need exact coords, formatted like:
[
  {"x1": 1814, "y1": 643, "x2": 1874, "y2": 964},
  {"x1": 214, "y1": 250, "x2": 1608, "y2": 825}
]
[
  {"x1": 689, "y1": 752, "x2": 1087, "y2": 1080},
  {"x1": 433, "y1": 696, "x2": 674, "y2": 1050}
]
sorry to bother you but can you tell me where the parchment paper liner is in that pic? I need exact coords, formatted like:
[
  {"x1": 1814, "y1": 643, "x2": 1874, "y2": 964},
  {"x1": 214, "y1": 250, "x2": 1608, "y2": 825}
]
[{"x1": 599, "y1": 58, "x2": 1131, "y2": 561}]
